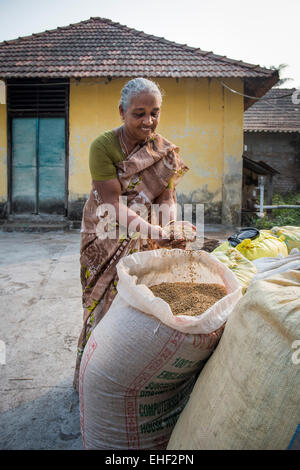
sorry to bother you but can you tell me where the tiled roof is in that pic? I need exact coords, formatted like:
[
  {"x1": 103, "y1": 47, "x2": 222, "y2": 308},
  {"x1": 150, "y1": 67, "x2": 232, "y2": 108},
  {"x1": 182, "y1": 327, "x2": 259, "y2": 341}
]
[
  {"x1": 244, "y1": 88, "x2": 300, "y2": 133},
  {"x1": 0, "y1": 17, "x2": 277, "y2": 81}
]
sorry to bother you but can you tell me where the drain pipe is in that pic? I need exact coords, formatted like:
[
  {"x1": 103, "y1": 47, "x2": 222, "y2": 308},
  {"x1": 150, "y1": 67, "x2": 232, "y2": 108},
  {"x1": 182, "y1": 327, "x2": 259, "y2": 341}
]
[
  {"x1": 258, "y1": 176, "x2": 265, "y2": 217},
  {"x1": 254, "y1": 176, "x2": 300, "y2": 216},
  {"x1": 255, "y1": 204, "x2": 300, "y2": 210}
]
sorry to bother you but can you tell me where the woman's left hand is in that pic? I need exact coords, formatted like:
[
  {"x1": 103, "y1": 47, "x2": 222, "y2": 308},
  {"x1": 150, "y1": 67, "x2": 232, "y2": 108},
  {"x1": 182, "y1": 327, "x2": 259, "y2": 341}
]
[{"x1": 157, "y1": 221, "x2": 197, "y2": 249}]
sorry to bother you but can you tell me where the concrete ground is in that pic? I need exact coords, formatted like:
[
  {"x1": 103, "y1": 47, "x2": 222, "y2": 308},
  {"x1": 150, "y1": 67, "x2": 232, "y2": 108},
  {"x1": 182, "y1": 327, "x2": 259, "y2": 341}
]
[
  {"x1": 0, "y1": 226, "x2": 232, "y2": 450},
  {"x1": 0, "y1": 230, "x2": 83, "y2": 450}
]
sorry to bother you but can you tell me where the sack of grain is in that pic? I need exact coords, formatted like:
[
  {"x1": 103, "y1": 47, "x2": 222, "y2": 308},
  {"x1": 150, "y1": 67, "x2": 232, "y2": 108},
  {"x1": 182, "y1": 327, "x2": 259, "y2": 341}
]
[
  {"x1": 235, "y1": 229, "x2": 288, "y2": 260},
  {"x1": 271, "y1": 225, "x2": 300, "y2": 253},
  {"x1": 79, "y1": 249, "x2": 242, "y2": 450},
  {"x1": 212, "y1": 241, "x2": 231, "y2": 253},
  {"x1": 211, "y1": 246, "x2": 257, "y2": 293},
  {"x1": 167, "y1": 270, "x2": 300, "y2": 450},
  {"x1": 250, "y1": 249, "x2": 300, "y2": 284}
]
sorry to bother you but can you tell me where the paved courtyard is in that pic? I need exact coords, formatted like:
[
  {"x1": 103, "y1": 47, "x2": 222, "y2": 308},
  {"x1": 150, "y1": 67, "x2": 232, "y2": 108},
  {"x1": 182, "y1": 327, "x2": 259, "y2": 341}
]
[{"x1": 0, "y1": 230, "x2": 83, "y2": 450}]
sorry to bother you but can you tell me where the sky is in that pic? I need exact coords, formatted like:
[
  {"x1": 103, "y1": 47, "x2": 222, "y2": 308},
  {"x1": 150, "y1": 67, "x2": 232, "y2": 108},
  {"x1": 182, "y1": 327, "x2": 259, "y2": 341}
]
[{"x1": 0, "y1": 0, "x2": 299, "y2": 88}]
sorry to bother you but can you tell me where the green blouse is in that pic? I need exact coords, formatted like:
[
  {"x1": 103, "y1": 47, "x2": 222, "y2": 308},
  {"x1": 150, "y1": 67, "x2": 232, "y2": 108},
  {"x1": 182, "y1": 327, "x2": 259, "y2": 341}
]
[
  {"x1": 89, "y1": 129, "x2": 174, "y2": 189},
  {"x1": 89, "y1": 130, "x2": 125, "y2": 181}
]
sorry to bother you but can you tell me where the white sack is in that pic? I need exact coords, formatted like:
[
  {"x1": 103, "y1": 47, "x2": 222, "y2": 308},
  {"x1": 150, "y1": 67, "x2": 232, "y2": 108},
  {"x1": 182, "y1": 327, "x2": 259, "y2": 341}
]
[
  {"x1": 79, "y1": 249, "x2": 242, "y2": 450},
  {"x1": 251, "y1": 250, "x2": 300, "y2": 283}
]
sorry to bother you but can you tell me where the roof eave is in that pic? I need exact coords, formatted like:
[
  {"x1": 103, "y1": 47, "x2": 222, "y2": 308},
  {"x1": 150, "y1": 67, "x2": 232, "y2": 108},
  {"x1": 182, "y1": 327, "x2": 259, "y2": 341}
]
[
  {"x1": 243, "y1": 71, "x2": 280, "y2": 111},
  {"x1": 245, "y1": 129, "x2": 300, "y2": 134}
]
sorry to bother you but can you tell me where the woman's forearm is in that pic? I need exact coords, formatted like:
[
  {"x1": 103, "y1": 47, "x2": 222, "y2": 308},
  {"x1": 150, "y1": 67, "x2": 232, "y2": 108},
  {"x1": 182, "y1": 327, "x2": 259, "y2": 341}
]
[
  {"x1": 116, "y1": 201, "x2": 162, "y2": 239},
  {"x1": 155, "y1": 189, "x2": 177, "y2": 227},
  {"x1": 159, "y1": 200, "x2": 177, "y2": 226},
  {"x1": 93, "y1": 179, "x2": 163, "y2": 240}
]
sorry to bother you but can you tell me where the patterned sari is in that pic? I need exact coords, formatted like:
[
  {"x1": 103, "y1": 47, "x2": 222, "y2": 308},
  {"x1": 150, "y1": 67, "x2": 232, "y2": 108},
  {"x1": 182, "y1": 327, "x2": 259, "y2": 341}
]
[{"x1": 73, "y1": 132, "x2": 189, "y2": 390}]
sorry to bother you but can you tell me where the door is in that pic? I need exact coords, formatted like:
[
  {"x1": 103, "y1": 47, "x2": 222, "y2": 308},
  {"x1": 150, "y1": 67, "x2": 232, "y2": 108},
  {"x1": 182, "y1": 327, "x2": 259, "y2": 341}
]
[{"x1": 12, "y1": 117, "x2": 66, "y2": 214}]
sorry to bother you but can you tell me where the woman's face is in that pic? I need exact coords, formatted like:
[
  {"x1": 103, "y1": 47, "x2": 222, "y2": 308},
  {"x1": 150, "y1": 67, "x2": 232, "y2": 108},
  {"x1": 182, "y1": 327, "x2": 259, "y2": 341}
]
[{"x1": 119, "y1": 91, "x2": 161, "y2": 142}]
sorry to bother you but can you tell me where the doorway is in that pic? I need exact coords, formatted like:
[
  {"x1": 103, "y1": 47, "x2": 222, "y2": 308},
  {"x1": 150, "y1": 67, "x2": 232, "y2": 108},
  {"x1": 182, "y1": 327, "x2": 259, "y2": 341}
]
[
  {"x1": 11, "y1": 117, "x2": 66, "y2": 214},
  {"x1": 7, "y1": 78, "x2": 69, "y2": 216}
]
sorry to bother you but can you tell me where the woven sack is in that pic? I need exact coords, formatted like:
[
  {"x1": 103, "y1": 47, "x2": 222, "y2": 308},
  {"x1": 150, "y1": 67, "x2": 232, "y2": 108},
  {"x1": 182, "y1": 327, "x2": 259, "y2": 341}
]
[
  {"x1": 236, "y1": 229, "x2": 288, "y2": 261},
  {"x1": 167, "y1": 270, "x2": 300, "y2": 450},
  {"x1": 211, "y1": 246, "x2": 257, "y2": 293},
  {"x1": 79, "y1": 249, "x2": 242, "y2": 450},
  {"x1": 271, "y1": 225, "x2": 300, "y2": 253}
]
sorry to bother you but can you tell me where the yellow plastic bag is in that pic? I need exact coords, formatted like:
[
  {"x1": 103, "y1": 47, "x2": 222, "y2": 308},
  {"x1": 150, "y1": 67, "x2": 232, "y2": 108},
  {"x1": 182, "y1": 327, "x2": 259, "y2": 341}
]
[
  {"x1": 212, "y1": 246, "x2": 257, "y2": 294},
  {"x1": 211, "y1": 241, "x2": 231, "y2": 253},
  {"x1": 271, "y1": 226, "x2": 300, "y2": 253},
  {"x1": 236, "y1": 230, "x2": 288, "y2": 261}
]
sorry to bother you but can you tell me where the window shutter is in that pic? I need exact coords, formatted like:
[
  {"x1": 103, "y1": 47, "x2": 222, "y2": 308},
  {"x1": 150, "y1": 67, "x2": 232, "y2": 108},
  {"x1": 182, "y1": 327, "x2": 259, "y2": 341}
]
[{"x1": 7, "y1": 78, "x2": 69, "y2": 117}]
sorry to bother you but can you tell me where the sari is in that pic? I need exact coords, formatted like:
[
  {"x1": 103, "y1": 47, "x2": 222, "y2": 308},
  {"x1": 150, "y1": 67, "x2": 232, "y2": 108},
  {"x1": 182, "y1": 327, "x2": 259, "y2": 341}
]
[{"x1": 73, "y1": 132, "x2": 189, "y2": 390}]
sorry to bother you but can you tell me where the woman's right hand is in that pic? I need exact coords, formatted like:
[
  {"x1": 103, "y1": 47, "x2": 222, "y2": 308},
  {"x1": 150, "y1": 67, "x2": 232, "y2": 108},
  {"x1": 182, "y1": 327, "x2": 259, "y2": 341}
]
[{"x1": 153, "y1": 226, "x2": 187, "y2": 249}]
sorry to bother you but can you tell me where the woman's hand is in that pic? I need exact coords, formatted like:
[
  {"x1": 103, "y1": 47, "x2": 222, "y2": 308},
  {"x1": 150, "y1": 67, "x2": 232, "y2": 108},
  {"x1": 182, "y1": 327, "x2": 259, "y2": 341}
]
[
  {"x1": 157, "y1": 238, "x2": 188, "y2": 249},
  {"x1": 153, "y1": 222, "x2": 197, "y2": 249}
]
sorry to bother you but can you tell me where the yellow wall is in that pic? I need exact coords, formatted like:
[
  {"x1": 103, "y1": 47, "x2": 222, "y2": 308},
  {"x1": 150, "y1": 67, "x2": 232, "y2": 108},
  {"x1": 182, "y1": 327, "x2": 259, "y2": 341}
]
[
  {"x1": 69, "y1": 76, "x2": 244, "y2": 223},
  {"x1": 222, "y1": 78, "x2": 244, "y2": 224},
  {"x1": 0, "y1": 101, "x2": 7, "y2": 205}
]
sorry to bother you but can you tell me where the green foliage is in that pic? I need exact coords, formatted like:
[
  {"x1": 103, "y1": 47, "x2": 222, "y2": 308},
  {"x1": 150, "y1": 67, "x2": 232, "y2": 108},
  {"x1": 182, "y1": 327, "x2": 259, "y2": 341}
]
[{"x1": 247, "y1": 192, "x2": 300, "y2": 229}]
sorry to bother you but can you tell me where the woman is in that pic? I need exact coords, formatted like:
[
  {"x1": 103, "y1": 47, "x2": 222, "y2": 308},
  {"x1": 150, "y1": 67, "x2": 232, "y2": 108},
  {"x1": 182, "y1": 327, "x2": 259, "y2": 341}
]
[{"x1": 73, "y1": 77, "x2": 194, "y2": 391}]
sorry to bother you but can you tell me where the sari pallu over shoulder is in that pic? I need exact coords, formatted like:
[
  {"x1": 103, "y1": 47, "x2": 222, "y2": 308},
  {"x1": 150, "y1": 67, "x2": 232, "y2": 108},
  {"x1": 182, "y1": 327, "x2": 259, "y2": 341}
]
[
  {"x1": 73, "y1": 133, "x2": 189, "y2": 391},
  {"x1": 80, "y1": 133, "x2": 188, "y2": 280}
]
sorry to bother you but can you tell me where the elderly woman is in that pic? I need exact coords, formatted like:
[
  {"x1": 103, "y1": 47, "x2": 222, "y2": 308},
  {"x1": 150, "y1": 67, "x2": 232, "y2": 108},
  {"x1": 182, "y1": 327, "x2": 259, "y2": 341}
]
[{"x1": 73, "y1": 77, "x2": 194, "y2": 390}]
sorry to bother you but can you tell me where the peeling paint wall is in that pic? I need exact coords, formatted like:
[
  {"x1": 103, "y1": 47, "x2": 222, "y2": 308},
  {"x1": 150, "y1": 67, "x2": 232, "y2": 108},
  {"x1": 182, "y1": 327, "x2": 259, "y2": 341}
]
[
  {"x1": 69, "y1": 77, "x2": 244, "y2": 223},
  {"x1": 0, "y1": 100, "x2": 7, "y2": 216}
]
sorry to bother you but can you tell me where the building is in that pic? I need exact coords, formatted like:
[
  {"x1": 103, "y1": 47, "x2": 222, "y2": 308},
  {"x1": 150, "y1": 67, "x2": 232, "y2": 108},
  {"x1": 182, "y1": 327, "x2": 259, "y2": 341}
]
[
  {"x1": 242, "y1": 153, "x2": 279, "y2": 222},
  {"x1": 0, "y1": 17, "x2": 278, "y2": 227},
  {"x1": 244, "y1": 87, "x2": 300, "y2": 195}
]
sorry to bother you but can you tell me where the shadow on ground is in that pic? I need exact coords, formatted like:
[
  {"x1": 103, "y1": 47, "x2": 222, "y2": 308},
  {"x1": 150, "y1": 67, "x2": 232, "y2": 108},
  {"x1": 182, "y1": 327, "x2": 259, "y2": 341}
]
[{"x1": 0, "y1": 376, "x2": 82, "y2": 450}]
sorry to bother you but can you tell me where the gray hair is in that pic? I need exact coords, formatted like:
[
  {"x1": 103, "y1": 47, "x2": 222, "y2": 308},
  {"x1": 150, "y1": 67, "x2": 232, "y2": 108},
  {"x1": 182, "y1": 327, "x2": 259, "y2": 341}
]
[{"x1": 120, "y1": 78, "x2": 163, "y2": 111}]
